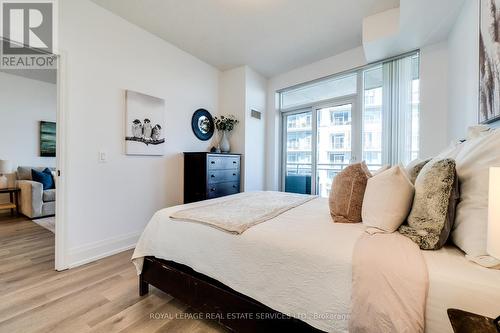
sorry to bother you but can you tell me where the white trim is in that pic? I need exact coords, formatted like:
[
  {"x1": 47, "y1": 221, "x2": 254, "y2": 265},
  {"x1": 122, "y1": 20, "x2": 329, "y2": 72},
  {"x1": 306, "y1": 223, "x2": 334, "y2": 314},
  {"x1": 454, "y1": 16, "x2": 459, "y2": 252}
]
[
  {"x1": 276, "y1": 50, "x2": 420, "y2": 94},
  {"x1": 54, "y1": 50, "x2": 68, "y2": 271},
  {"x1": 67, "y1": 231, "x2": 141, "y2": 268}
]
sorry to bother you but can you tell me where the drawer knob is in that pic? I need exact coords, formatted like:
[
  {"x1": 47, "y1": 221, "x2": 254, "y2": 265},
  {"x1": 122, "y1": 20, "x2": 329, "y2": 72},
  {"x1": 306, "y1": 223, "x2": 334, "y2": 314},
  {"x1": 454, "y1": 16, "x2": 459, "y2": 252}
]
[
  {"x1": 210, "y1": 188, "x2": 216, "y2": 191},
  {"x1": 232, "y1": 185, "x2": 237, "y2": 188},
  {"x1": 233, "y1": 173, "x2": 236, "y2": 176},
  {"x1": 233, "y1": 161, "x2": 237, "y2": 164},
  {"x1": 211, "y1": 161, "x2": 215, "y2": 164},
  {"x1": 211, "y1": 174, "x2": 215, "y2": 178}
]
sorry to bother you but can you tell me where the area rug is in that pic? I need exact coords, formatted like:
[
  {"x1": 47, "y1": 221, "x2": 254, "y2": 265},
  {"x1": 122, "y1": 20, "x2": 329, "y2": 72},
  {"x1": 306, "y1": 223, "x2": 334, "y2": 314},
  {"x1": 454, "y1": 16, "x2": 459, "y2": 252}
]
[{"x1": 33, "y1": 216, "x2": 55, "y2": 233}]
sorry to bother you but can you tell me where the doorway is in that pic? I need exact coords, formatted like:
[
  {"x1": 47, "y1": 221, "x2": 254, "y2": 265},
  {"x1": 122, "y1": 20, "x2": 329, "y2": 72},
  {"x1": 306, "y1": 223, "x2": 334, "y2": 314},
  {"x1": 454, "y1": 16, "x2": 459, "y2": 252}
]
[{"x1": 0, "y1": 54, "x2": 66, "y2": 271}]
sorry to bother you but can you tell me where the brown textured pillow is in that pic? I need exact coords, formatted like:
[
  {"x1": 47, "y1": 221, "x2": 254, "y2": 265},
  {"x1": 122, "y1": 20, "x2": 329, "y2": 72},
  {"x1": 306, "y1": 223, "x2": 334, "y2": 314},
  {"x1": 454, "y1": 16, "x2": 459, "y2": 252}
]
[
  {"x1": 329, "y1": 162, "x2": 371, "y2": 223},
  {"x1": 399, "y1": 158, "x2": 459, "y2": 250}
]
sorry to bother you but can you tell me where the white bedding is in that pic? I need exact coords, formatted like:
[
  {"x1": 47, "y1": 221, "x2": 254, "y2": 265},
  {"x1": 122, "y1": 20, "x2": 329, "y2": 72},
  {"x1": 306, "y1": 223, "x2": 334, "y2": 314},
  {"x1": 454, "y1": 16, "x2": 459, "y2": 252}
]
[
  {"x1": 133, "y1": 193, "x2": 364, "y2": 332},
  {"x1": 423, "y1": 247, "x2": 500, "y2": 332},
  {"x1": 132, "y1": 193, "x2": 500, "y2": 332}
]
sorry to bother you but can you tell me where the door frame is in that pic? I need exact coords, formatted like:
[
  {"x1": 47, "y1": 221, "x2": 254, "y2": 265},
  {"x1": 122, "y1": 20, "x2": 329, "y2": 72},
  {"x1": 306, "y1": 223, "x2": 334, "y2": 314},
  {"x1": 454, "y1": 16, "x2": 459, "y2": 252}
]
[{"x1": 55, "y1": 51, "x2": 69, "y2": 271}]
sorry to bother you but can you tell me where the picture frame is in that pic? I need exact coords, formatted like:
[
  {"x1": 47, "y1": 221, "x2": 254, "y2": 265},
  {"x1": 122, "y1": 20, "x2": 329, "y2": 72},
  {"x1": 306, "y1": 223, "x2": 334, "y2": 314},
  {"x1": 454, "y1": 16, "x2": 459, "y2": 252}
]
[
  {"x1": 191, "y1": 109, "x2": 214, "y2": 141},
  {"x1": 479, "y1": 0, "x2": 500, "y2": 124},
  {"x1": 40, "y1": 121, "x2": 56, "y2": 157},
  {"x1": 125, "y1": 90, "x2": 166, "y2": 156}
]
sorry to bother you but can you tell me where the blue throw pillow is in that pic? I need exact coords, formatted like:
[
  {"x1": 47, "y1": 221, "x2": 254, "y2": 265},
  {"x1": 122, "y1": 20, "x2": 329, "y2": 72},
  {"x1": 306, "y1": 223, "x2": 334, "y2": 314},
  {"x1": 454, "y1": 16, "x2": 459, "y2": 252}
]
[
  {"x1": 43, "y1": 168, "x2": 55, "y2": 189},
  {"x1": 31, "y1": 168, "x2": 55, "y2": 190}
]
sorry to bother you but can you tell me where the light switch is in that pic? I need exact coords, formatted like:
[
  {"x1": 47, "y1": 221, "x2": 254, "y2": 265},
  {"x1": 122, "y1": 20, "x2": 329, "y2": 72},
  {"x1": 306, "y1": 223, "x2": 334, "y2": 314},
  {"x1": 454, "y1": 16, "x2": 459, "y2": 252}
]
[{"x1": 98, "y1": 151, "x2": 107, "y2": 163}]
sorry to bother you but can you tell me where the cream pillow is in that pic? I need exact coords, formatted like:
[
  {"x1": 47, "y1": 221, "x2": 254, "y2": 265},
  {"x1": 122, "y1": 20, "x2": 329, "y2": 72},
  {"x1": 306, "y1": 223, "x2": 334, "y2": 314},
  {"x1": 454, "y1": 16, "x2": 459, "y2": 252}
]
[
  {"x1": 449, "y1": 129, "x2": 500, "y2": 268},
  {"x1": 362, "y1": 165, "x2": 414, "y2": 232}
]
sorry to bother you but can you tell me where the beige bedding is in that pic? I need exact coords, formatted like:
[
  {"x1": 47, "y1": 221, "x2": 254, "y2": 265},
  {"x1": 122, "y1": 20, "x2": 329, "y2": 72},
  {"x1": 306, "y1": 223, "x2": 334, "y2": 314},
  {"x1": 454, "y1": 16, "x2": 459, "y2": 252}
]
[
  {"x1": 350, "y1": 232, "x2": 429, "y2": 333},
  {"x1": 169, "y1": 191, "x2": 316, "y2": 234}
]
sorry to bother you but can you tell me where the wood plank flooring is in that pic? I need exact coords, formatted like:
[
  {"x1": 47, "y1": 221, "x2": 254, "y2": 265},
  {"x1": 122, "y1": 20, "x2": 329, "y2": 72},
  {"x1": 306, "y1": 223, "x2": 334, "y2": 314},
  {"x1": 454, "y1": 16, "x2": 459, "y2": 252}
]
[{"x1": 0, "y1": 213, "x2": 227, "y2": 333}]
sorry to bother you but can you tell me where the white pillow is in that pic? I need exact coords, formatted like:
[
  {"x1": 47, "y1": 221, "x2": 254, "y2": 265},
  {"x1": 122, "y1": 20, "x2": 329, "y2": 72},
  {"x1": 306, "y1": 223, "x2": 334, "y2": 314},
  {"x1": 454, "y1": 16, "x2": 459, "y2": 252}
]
[
  {"x1": 467, "y1": 125, "x2": 490, "y2": 139},
  {"x1": 447, "y1": 128, "x2": 500, "y2": 268},
  {"x1": 362, "y1": 165, "x2": 415, "y2": 232},
  {"x1": 435, "y1": 141, "x2": 464, "y2": 160}
]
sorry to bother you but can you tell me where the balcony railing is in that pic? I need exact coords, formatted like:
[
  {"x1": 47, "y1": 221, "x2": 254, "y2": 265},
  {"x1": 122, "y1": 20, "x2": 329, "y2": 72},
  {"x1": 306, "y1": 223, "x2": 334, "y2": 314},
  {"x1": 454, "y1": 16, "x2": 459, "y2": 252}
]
[{"x1": 285, "y1": 162, "x2": 383, "y2": 196}]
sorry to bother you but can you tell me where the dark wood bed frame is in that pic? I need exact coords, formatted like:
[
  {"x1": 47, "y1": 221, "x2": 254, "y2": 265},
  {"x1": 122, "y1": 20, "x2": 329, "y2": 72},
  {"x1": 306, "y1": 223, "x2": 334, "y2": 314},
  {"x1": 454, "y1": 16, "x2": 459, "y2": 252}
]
[{"x1": 139, "y1": 256, "x2": 324, "y2": 332}]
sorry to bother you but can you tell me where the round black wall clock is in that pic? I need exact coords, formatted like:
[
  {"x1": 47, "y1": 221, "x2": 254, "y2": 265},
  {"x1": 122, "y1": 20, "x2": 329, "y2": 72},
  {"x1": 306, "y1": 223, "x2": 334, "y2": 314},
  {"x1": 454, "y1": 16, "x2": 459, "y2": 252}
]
[{"x1": 191, "y1": 109, "x2": 214, "y2": 141}]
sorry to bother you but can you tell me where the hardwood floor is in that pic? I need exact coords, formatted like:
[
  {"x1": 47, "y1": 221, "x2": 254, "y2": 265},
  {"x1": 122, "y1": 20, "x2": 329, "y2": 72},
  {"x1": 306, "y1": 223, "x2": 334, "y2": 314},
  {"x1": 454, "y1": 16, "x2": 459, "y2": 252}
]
[{"x1": 0, "y1": 213, "x2": 227, "y2": 333}]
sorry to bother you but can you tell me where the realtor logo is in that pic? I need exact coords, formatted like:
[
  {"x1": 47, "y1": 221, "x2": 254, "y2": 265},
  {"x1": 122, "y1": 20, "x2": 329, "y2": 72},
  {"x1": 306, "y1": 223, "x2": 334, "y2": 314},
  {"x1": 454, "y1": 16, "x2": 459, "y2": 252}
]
[{"x1": 0, "y1": 0, "x2": 57, "y2": 69}]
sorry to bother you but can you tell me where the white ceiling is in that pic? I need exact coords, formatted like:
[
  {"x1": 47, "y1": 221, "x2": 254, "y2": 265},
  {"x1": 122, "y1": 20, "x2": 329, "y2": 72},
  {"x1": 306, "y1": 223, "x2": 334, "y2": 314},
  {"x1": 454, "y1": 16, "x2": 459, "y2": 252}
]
[{"x1": 91, "y1": 0, "x2": 400, "y2": 77}]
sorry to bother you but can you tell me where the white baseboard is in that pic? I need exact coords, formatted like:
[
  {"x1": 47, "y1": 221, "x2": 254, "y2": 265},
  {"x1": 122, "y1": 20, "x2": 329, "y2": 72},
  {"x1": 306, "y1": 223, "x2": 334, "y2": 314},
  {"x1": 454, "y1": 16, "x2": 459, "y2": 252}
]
[{"x1": 67, "y1": 231, "x2": 141, "y2": 268}]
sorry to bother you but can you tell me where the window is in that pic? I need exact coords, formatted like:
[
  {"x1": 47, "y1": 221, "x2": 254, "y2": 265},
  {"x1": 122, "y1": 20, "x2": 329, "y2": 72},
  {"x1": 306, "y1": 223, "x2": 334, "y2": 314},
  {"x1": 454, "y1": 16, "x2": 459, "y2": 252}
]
[
  {"x1": 281, "y1": 52, "x2": 420, "y2": 197},
  {"x1": 364, "y1": 133, "x2": 373, "y2": 148},
  {"x1": 363, "y1": 109, "x2": 380, "y2": 124},
  {"x1": 331, "y1": 134, "x2": 345, "y2": 149},
  {"x1": 363, "y1": 151, "x2": 381, "y2": 165},
  {"x1": 331, "y1": 111, "x2": 350, "y2": 125},
  {"x1": 362, "y1": 66, "x2": 383, "y2": 171},
  {"x1": 288, "y1": 137, "x2": 298, "y2": 149},
  {"x1": 287, "y1": 113, "x2": 311, "y2": 129},
  {"x1": 281, "y1": 73, "x2": 357, "y2": 109},
  {"x1": 328, "y1": 153, "x2": 345, "y2": 164}
]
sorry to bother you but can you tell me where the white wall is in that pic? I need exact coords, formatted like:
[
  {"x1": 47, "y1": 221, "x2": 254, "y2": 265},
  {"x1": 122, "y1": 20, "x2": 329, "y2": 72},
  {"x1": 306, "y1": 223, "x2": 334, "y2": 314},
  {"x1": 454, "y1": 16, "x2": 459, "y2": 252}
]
[
  {"x1": 218, "y1": 66, "x2": 267, "y2": 191},
  {"x1": 447, "y1": 0, "x2": 479, "y2": 141},
  {"x1": 60, "y1": 0, "x2": 219, "y2": 266},
  {"x1": 244, "y1": 67, "x2": 267, "y2": 191},
  {"x1": 0, "y1": 72, "x2": 57, "y2": 169},
  {"x1": 218, "y1": 67, "x2": 246, "y2": 156},
  {"x1": 265, "y1": 44, "x2": 450, "y2": 190},
  {"x1": 419, "y1": 42, "x2": 449, "y2": 158}
]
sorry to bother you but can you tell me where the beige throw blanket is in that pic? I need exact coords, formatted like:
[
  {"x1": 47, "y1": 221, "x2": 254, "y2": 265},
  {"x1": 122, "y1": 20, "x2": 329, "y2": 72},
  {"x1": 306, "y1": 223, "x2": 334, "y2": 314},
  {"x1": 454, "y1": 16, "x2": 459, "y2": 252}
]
[
  {"x1": 170, "y1": 191, "x2": 316, "y2": 234},
  {"x1": 350, "y1": 232, "x2": 429, "y2": 333}
]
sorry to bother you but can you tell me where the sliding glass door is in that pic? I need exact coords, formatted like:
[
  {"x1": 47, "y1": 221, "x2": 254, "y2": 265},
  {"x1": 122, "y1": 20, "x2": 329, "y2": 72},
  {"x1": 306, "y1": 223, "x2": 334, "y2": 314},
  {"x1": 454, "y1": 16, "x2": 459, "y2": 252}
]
[
  {"x1": 283, "y1": 110, "x2": 313, "y2": 194},
  {"x1": 281, "y1": 52, "x2": 420, "y2": 197},
  {"x1": 283, "y1": 99, "x2": 359, "y2": 197},
  {"x1": 316, "y1": 102, "x2": 356, "y2": 197}
]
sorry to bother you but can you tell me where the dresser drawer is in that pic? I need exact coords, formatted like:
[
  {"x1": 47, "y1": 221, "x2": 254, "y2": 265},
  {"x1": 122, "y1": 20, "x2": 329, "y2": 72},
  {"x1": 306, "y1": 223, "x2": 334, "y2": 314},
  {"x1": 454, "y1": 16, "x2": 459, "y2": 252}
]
[
  {"x1": 207, "y1": 182, "x2": 240, "y2": 199},
  {"x1": 208, "y1": 155, "x2": 240, "y2": 170},
  {"x1": 208, "y1": 170, "x2": 240, "y2": 184}
]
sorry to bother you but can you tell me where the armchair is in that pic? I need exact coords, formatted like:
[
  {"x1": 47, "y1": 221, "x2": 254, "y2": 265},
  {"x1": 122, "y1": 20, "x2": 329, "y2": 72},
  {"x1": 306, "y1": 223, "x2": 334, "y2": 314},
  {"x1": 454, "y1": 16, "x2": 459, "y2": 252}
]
[{"x1": 16, "y1": 166, "x2": 55, "y2": 218}]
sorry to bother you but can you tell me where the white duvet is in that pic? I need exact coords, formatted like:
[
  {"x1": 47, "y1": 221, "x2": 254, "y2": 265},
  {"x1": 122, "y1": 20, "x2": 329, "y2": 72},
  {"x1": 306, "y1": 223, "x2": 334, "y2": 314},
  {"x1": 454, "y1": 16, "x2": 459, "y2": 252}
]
[
  {"x1": 133, "y1": 193, "x2": 365, "y2": 332},
  {"x1": 132, "y1": 192, "x2": 500, "y2": 333}
]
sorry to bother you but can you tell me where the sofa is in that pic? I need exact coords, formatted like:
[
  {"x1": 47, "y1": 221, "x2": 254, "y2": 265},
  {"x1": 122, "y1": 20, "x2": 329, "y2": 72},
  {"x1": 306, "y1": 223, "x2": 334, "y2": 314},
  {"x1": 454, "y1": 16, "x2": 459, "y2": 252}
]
[{"x1": 16, "y1": 166, "x2": 55, "y2": 218}]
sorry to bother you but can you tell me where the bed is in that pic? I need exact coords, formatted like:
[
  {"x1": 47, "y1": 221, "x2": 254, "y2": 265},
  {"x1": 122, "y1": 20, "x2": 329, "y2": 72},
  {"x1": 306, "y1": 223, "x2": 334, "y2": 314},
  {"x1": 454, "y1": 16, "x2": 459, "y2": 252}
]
[{"x1": 132, "y1": 192, "x2": 500, "y2": 333}]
